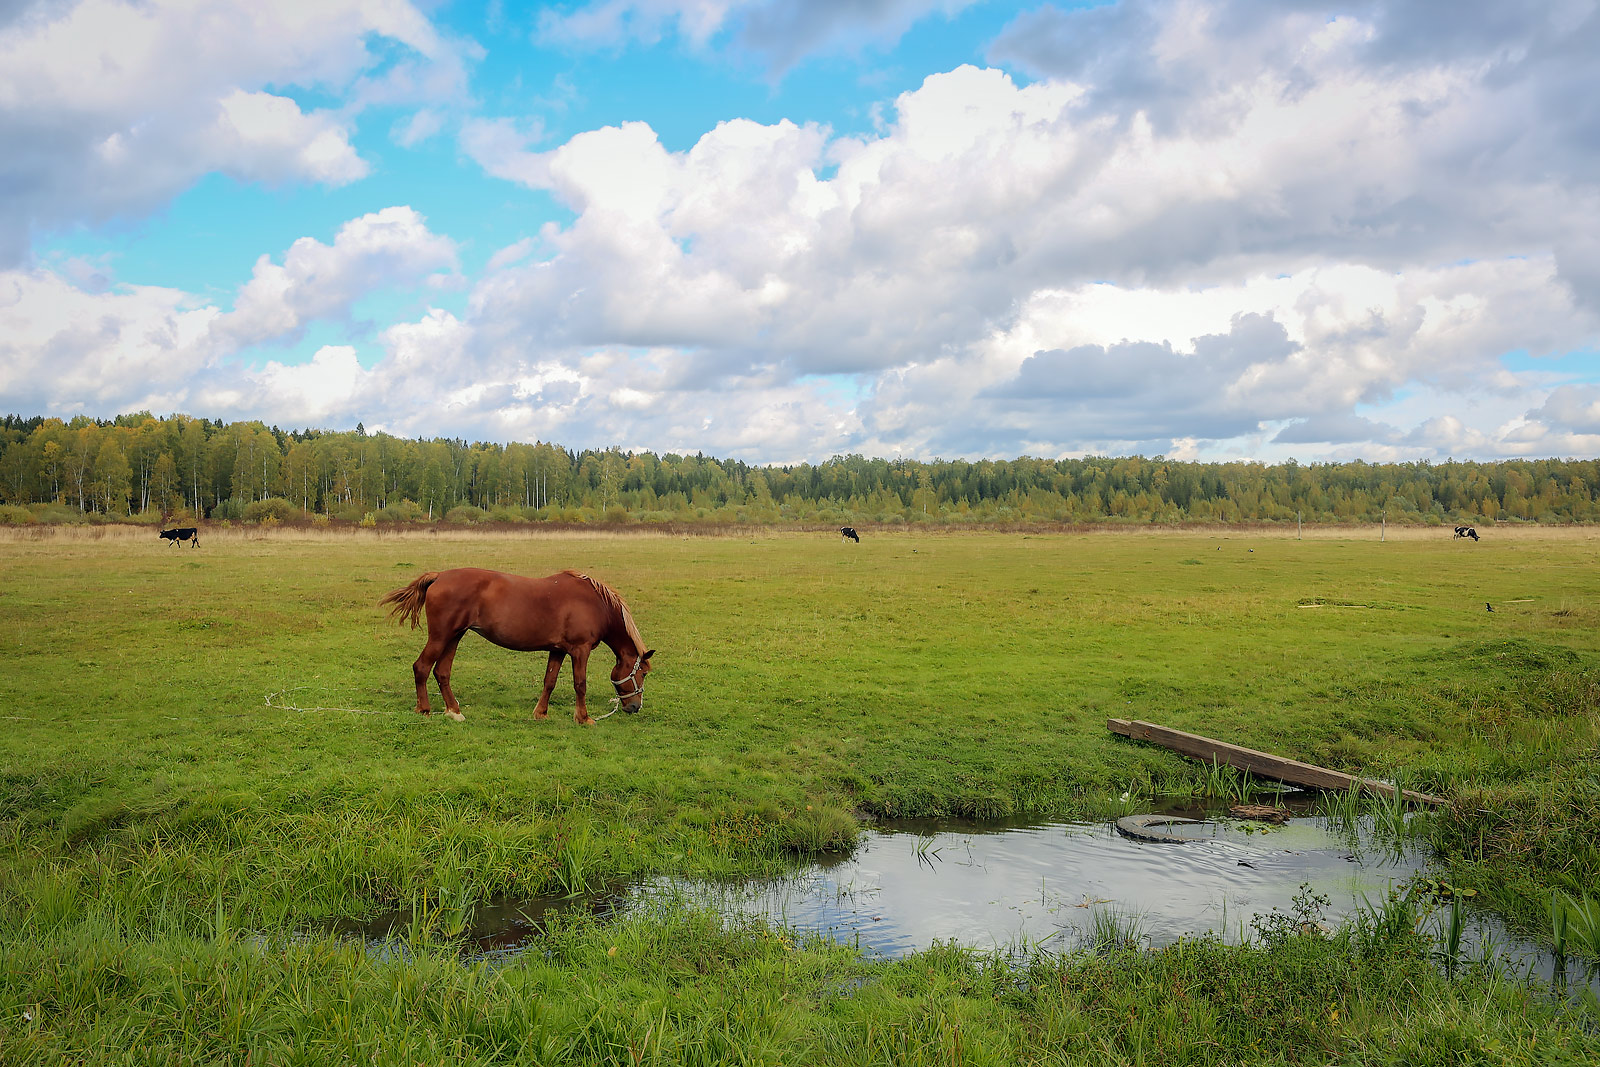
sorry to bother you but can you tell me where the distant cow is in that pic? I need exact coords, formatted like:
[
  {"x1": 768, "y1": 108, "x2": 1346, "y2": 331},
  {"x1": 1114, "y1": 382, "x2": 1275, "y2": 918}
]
[
  {"x1": 840, "y1": 526, "x2": 860, "y2": 543},
  {"x1": 1454, "y1": 526, "x2": 1479, "y2": 541},
  {"x1": 159, "y1": 527, "x2": 199, "y2": 548}
]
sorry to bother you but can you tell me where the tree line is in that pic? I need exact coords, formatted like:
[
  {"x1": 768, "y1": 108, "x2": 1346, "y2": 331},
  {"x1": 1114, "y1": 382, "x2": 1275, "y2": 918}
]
[{"x1": 3, "y1": 411, "x2": 1600, "y2": 527}]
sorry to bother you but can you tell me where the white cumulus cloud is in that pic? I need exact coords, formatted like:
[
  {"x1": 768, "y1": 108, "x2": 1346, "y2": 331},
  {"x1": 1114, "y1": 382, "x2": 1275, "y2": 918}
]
[
  {"x1": 12, "y1": 0, "x2": 1600, "y2": 465},
  {"x1": 217, "y1": 206, "x2": 459, "y2": 349},
  {"x1": 0, "y1": 0, "x2": 471, "y2": 266},
  {"x1": 443, "y1": 3, "x2": 1600, "y2": 460}
]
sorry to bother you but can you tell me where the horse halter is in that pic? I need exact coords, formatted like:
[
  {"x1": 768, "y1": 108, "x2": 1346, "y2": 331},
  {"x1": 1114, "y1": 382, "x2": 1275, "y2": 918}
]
[
  {"x1": 612, "y1": 653, "x2": 648, "y2": 697},
  {"x1": 601, "y1": 652, "x2": 648, "y2": 717}
]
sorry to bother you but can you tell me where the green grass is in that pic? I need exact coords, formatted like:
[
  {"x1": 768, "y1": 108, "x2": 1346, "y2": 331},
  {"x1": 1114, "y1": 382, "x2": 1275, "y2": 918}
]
[
  {"x1": 3, "y1": 525, "x2": 1600, "y2": 1062},
  {"x1": 3, "y1": 900, "x2": 1595, "y2": 1065}
]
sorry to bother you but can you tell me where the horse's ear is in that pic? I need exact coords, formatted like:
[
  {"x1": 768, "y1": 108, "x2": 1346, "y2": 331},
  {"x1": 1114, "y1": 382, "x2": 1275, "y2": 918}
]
[{"x1": 643, "y1": 649, "x2": 655, "y2": 661}]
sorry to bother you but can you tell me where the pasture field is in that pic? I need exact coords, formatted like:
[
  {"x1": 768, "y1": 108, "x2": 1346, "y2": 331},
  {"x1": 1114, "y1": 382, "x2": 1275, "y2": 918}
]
[{"x1": 2, "y1": 524, "x2": 1599, "y2": 1064}]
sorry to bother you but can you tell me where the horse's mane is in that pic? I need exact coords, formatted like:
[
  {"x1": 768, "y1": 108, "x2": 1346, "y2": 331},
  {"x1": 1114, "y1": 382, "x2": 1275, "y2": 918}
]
[{"x1": 564, "y1": 570, "x2": 647, "y2": 651}]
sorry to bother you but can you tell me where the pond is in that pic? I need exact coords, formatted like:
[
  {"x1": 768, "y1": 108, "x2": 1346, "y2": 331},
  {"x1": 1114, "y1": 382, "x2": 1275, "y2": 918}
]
[{"x1": 331, "y1": 798, "x2": 1598, "y2": 997}]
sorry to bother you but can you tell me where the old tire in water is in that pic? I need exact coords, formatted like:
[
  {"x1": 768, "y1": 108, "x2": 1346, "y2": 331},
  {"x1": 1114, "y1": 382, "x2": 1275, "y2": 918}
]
[{"x1": 1115, "y1": 814, "x2": 1204, "y2": 844}]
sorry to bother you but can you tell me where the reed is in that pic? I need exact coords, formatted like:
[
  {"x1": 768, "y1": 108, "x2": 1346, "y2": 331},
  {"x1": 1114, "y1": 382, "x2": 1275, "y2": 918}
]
[
  {"x1": 1550, "y1": 890, "x2": 1571, "y2": 964},
  {"x1": 1563, "y1": 891, "x2": 1600, "y2": 963},
  {"x1": 1433, "y1": 894, "x2": 1467, "y2": 980},
  {"x1": 1196, "y1": 756, "x2": 1267, "y2": 803},
  {"x1": 1084, "y1": 906, "x2": 1146, "y2": 953},
  {"x1": 1367, "y1": 777, "x2": 1415, "y2": 843},
  {"x1": 1317, "y1": 784, "x2": 1364, "y2": 836}
]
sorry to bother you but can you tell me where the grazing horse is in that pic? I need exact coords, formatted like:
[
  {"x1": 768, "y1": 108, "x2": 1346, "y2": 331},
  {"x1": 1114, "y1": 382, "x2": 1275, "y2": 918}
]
[
  {"x1": 159, "y1": 527, "x2": 199, "y2": 547},
  {"x1": 839, "y1": 526, "x2": 860, "y2": 543},
  {"x1": 379, "y1": 568, "x2": 654, "y2": 725},
  {"x1": 1454, "y1": 526, "x2": 1479, "y2": 541}
]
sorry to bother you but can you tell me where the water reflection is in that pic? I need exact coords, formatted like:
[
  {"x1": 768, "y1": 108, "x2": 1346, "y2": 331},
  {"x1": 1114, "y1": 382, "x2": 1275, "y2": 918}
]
[
  {"x1": 640, "y1": 806, "x2": 1415, "y2": 957},
  {"x1": 326, "y1": 888, "x2": 625, "y2": 963},
  {"x1": 328, "y1": 803, "x2": 1598, "y2": 997}
]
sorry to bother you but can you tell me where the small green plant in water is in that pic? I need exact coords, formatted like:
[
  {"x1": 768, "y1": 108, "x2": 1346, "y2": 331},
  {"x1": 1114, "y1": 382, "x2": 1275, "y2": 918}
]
[
  {"x1": 1105, "y1": 784, "x2": 1142, "y2": 818},
  {"x1": 1563, "y1": 890, "x2": 1600, "y2": 963},
  {"x1": 1406, "y1": 877, "x2": 1477, "y2": 904},
  {"x1": 1367, "y1": 775, "x2": 1425, "y2": 846},
  {"x1": 1550, "y1": 889, "x2": 1570, "y2": 964},
  {"x1": 1317, "y1": 784, "x2": 1363, "y2": 836},
  {"x1": 1085, "y1": 907, "x2": 1145, "y2": 953},
  {"x1": 1432, "y1": 893, "x2": 1467, "y2": 980},
  {"x1": 1251, "y1": 883, "x2": 1331, "y2": 950},
  {"x1": 1354, "y1": 886, "x2": 1422, "y2": 957},
  {"x1": 434, "y1": 879, "x2": 479, "y2": 939},
  {"x1": 556, "y1": 830, "x2": 600, "y2": 897}
]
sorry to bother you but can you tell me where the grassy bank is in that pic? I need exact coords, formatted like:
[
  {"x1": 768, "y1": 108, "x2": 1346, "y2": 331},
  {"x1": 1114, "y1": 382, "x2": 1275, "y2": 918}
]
[
  {"x1": 3, "y1": 526, "x2": 1598, "y2": 1061},
  {"x1": 5, "y1": 901, "x2": 1597, "y2": 1065}
]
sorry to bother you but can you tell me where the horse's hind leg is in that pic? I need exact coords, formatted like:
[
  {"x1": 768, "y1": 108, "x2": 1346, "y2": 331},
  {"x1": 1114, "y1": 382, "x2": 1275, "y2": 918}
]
[
  {"x1": 411, "y1": 628, "x2": 462, "y2": 716},
  {"x1": 411, "y1": 640, "x2": 440, "y2": 715},
  {"x1": 533, "y1": 651, "x2": 565, "y2": 720},
  {"x1": 432, "y1": 632, "x2": 467, "y2": 721}
]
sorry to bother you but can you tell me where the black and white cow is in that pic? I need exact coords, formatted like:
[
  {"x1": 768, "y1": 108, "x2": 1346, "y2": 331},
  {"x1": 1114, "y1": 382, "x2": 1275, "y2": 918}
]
[
  {"x1": 1454, "y1": 526, "x2": 1479, "y2": 541},
  {"x1": 159, "y1": 527, "x2": 199, "y2": 548},
  {"x1": 839, "y1": 526, "x2": 860, "y2": 543}
]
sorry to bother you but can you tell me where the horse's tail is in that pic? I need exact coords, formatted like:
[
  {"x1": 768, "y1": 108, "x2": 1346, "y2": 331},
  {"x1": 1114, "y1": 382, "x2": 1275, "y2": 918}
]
[{"x1": 379, "y1": 572, "x2": 440, "y2": 629}]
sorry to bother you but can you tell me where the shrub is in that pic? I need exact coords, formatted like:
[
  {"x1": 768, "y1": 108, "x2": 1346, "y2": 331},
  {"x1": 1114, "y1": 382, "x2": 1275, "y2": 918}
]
[
  {"x1": 487, "y1": 506, "x2": 529, "y2": 524},
  {"x1": 375, "y1": 499, "x2": 425, "y2": 524},
  {"x1": 32, "y1": 503, "x2": 83, "y2": 525},
  {"x1": 444, "y1": 505, "x2": 488, "y2": 524},
  {"x1": 242, "y1": 497, "x2": 297, "y2": 523},
  {"x1": 211, "y1": 497, "x2": 248, "y2": 521},
  {"x1": 0, "y1": 504, "x2": 34, "y2": 525}
]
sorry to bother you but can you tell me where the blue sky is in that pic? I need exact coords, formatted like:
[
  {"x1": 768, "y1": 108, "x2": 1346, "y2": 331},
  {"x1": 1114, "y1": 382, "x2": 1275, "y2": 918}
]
[{"x1": 4, "y1": 0, "x2": 1600, "y2": 464}]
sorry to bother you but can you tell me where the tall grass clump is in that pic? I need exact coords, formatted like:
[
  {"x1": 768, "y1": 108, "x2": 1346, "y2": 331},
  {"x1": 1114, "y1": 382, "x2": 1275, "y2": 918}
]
[
  {"x1": 1317, "y1": 784, "x2": 1364, "y2": 836},
  {"x1": 1084, "y1": 907, "x2": 1146, "y2": 953},
  {"x1": 1559, "y1": 890, "x2": 1600, "y2": 964}
]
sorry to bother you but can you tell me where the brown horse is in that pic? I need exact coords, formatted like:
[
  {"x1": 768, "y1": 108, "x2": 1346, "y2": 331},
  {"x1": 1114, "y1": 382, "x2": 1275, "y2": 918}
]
[{"x1": 379, "y1": 568, "x2": 654, "y2": 724}]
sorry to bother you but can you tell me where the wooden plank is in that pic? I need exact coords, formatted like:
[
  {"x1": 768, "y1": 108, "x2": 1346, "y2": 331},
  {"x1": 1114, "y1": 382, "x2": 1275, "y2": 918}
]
[{"x1": 1107, "y1": 718, "x2": 1448, "y2": 807}]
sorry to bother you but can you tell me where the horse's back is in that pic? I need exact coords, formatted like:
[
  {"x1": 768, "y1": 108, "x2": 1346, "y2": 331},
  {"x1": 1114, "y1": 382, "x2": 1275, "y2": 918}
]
[
  {"x1": 427, "y1": 567, "x2": 603, "y2": 650},
  {"x1": 428, "y1": 567, "x2": 577, "y2": 601}
]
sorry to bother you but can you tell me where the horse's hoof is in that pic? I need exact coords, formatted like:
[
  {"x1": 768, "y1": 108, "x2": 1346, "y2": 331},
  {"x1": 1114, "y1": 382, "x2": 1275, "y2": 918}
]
[
  {"x1": 446, "y1": 710, "x2": 465, "y2": 722},
  {"x1": 418, "y1": 709, "x2": 432, "y2": 716}
]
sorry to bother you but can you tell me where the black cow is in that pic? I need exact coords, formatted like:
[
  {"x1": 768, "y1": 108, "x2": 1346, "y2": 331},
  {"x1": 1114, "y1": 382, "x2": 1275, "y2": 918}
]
[
  {"x1": 839, "y1": 526, "x2": 860, "y2": 543},
  {"x1": 159, "y1": 527, "x2": 199, "y2": 548},
  {"x1": 1454, "y1": 526, "x2": 1479, "y2": 541}
]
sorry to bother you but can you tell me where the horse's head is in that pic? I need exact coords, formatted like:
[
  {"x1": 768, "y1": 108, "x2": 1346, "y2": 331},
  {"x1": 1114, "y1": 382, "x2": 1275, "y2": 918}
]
[{"x1": 612, "y1": 648, "x2": 655, "y2": 714}]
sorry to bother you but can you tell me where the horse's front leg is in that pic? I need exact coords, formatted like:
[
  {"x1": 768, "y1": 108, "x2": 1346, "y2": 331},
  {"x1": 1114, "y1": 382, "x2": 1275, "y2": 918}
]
[
  {"x1": 533, "y1": 651, "x2": 565, "y2": 720},
  {"x1": 570, "y1": 646, "x2": 595, "y2": 725}
]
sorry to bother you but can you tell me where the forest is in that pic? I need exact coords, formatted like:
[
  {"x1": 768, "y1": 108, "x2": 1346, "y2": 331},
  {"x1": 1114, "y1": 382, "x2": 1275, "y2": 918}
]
[{"x1": 4, "y1": 411, "x2": 1600, "y2": 527}]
